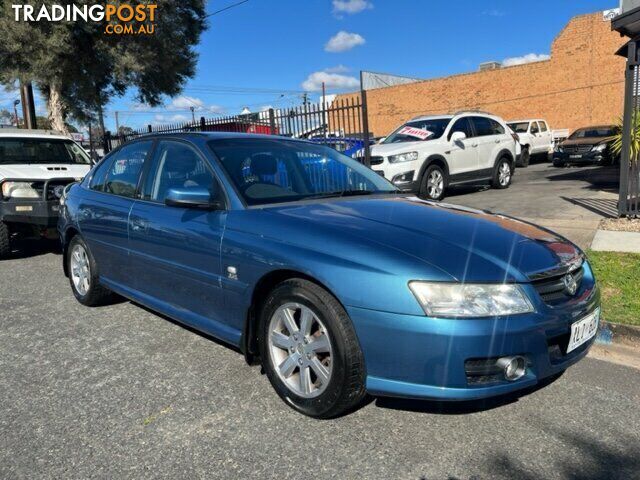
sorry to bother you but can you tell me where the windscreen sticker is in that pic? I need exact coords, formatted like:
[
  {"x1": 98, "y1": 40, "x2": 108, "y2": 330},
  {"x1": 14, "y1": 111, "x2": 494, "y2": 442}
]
[{"x1": 398, "y1": 126, "x2": 433, "y2": 140}]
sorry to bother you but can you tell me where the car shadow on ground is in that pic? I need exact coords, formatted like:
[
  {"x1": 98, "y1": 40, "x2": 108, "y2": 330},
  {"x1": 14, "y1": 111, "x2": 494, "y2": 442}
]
[
  {"x1": 373, "y1": 373, "x2": 563, "y2": 415},
  {"x1": 546, "y1": 165, "x2": 620, "y2": 193},
  {"x1": 3, "y1": 238, "x2": 61, "y2": 260}
]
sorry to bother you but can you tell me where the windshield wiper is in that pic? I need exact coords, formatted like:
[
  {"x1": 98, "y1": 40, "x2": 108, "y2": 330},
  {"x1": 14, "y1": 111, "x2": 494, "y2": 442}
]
[{"x1": 307, "y1": 190, "x2": 399, "y2": 199}]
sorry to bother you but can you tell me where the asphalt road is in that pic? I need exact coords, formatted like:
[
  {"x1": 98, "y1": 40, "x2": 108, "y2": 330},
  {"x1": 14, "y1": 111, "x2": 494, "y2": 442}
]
[
  {"x1": 1, "y1": 162, "x2": 638, "y2": 480},
  {"x1": 1, "y1": 240, "x2": 639, "y2": 480}
]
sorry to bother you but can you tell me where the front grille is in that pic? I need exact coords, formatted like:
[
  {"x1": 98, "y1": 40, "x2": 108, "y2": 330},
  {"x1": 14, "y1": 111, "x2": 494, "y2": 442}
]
[
  {"x1": 465, "y1": 358, "x2": 504, "y2": 385},
  {"x1": 369, "y1": 156, "x2": 384, "y2": 166},
  {"x1": 46, "y1": 180, "x2": 75, "y2": 200},
  {"x1": 532, "y1": 265, "x2": 584, "y2": 304},
  {"x1": 563, "y1": 144, "x2": 593, "y2": 154}
]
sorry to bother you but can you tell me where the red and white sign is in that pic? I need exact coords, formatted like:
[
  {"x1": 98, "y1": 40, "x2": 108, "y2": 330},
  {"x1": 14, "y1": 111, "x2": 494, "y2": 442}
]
[{"x1": 398, "y1": 126, "x2": 433, "y2": 140}]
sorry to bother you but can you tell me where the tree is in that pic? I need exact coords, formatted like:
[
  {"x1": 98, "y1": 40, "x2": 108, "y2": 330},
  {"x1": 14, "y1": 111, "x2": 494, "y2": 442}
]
[{"x1": 0, "y1": 1, "x2": 207, "y2": 133}]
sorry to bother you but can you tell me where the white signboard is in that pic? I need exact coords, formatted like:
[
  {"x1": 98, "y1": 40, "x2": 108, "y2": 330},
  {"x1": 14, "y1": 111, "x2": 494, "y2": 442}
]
[
  {"x1": 398, "y1": 126, "x2": 433, "y2": 140},
  {"x1": 603, "y1": 8, "x2": 621, "y2": 21},
  {"x1": 70, "y1": 132, "x2": 84, "y2": 142}
]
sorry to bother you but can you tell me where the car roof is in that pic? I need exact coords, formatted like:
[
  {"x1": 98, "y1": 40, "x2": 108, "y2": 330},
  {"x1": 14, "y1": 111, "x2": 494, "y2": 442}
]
[
  {"x1": 0, "y1": 128, "x2": 71, "y2": 140},
  {"x1": 572, "y1": 125, "x2": 616, "y2": 130},
  {"x1": 408, "y1": 114, "x2": 454, "y2": 122},
  {"x1": 508, "y1": 119, "x2": 545, "y2": 124},
  {"x1": 123, "y1": 131, "x2": 313, "y2": 143}
]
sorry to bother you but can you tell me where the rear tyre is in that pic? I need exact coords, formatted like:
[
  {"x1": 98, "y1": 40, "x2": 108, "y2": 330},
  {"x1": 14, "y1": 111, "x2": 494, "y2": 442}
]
[
  {"x1": 419, "y1": 164, "x2": 447, "y2": 201},
  {"x1": 67, "y1": 235, "x2": 115, "y2": 306},
  {"x1": 259, "y1": 279, "x2": 366, "y2": 419},
  {"x1": 492, "y1": 158, "x2": 512, "y2": 189},
  {"x1": 0, "y1": 222, "x2": 10, "y2": 259},
  {"x1": 553, "y1": 158, "x2": 565, "y2": 168},
  {"x1": 517, "y1": 146, "x2": 530, "y2": 168}
]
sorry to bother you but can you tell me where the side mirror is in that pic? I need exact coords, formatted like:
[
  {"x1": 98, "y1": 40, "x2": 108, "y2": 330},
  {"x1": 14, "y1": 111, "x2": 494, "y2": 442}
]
[
  {"x1": 450, "y1": 131, "x2": 467, "y2": 143},
  {"x1": 165, "y1": 186, "x2": 222, "y2": 209}
]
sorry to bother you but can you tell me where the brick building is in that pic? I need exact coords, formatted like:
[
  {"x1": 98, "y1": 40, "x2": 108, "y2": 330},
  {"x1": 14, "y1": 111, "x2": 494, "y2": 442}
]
[{"x1": 340, "y1": 12, "x2": 627, "y2": 137}]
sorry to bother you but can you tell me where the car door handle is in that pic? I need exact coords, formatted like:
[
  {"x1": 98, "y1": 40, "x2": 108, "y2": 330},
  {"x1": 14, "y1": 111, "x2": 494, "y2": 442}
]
[
  {"x1": 471, "y1": 143, "x2": 478, "y2": 147},
  {"x1": 130, "y1": 219, "x2": 149, "y2": 233},
  {"x1": 494, "y1": 139, "x2": 501, "y2": 143}
]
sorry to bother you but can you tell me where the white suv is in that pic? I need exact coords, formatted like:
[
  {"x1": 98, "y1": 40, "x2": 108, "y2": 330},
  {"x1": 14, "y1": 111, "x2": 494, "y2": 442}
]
[
  {"x1": 507, "y1": 119, "x2": 553, "y2": 166},
  {"x1": 369, "y1": 112, "x2": 517, "y2": 200},
  {"x1": 0, "y1": 129, "x2": 91, "y2": 258}
]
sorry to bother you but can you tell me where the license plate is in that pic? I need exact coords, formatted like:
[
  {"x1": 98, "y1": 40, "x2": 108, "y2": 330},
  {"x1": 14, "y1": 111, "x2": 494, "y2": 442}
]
[
  {"x1": 567, "y1": 308, "x2": 600, "y2": 353},
  {"x1": 569, "y1": 154, "x2": 582, "y2": 159}
]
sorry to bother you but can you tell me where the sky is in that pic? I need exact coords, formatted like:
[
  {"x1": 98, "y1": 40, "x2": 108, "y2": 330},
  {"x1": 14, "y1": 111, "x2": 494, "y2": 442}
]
[{"x1": 0, "y1": 0, "x2": 620, "y2": 132}]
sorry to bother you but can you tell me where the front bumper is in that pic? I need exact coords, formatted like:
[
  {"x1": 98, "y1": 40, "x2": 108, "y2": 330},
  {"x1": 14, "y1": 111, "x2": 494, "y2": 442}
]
[
  {"x1": 553, "y1": 150, "x2": 609, "y2": 165},
  {"x1": 348, "y1": 265, "x2": 600, "y2": 401}
]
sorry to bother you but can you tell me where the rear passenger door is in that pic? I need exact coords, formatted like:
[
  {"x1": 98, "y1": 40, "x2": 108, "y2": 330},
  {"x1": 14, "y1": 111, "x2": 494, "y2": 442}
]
[
  {"x1": 79, "y1": 140, "x2": 152, "y2": 285},
  {"x1": 471, "y1": 116, "x2": 507, "y2": 171},
  {"x1": 537, "y1": 121, "x2": 552, "y2": 153}
]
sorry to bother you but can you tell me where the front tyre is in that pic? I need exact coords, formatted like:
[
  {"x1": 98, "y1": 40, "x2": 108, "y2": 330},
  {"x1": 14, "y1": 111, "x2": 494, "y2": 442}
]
[
  {"x1": 419, "y1": 164, "x2": 447, "y2": 201},
  {"x1": 0, "y1": 222, "x2": 10, "y2": 259},
  {"x1": 259, "y1": 279, "x2": 366, "y2": 419},
  {"x1": 67, "y1": 235, "x2": 115, "y2": 306},
  {"x1": 492, "y1": 158, "x2": 513, "y2": 189}
]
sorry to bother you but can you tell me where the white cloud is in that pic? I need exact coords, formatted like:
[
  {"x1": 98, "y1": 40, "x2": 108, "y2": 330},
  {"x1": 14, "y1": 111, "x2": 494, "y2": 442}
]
[
  {"x1": 325, "y1": 31, "x2": 365, "y2": 53},
  {"x1": 169, "y1": 95, "x2": 205, "y2": 110},
  {"x1": 502, "y1": 53, "x2": 550, "y2": 67},
  {"x1": 333, "y1": 0, "x2": 372, "y2": 15},
  {"x1": 483, "y1": 9, "x2": 505, "y2": 17},
  {"x1": 154, "y1": 114, "x2": 189, "y2": 123},
  {"x1": 302, "y1": 69, "x2": 359, "y2": 92},
  {"x1": 324, "y1": 65, "x2": 350, "y2": 73}
]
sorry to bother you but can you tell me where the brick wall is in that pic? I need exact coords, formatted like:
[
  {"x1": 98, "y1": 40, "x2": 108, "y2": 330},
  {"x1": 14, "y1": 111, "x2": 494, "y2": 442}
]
[{"x1": 340, "y1": 13, "x2": 627, "y2": 136}]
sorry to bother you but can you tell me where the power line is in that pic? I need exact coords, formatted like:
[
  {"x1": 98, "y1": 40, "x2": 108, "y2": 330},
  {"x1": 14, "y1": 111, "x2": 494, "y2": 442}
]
[{"x1": 205, "y1": 0, "x2": 249, "y2": 18}]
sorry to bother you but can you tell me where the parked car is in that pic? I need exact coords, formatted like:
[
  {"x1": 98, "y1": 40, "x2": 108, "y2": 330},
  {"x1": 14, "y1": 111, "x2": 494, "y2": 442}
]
[
  {"x1": 553, "y1": 125, "x2": 618, "y2": 167},
  {"x1": 507, "y1": 119, "x2": 554, "y2": 166},
  {"x1": 0, "y1": 129, "x2": 92, "y2": 258},
  {"x1": 59, "y1": 133, "x2": 600, "y2": 418},
  {"x1": 368, "y1": 112, "x2": 517, "y2": 201}
]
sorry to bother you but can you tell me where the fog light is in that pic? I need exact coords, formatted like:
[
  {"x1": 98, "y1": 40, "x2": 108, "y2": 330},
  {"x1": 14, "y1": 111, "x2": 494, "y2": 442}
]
[
  {"x1": 497, "y1": 356, "x2": 526, "y2": 381},
  {"x1": 391, "y1": 171, "x2": 414, "y2": 185}
]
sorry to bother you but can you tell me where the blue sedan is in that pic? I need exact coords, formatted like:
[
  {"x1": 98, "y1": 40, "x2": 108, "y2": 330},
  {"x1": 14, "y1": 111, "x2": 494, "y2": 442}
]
[{"x1": 59, "y1": 133, "x2": 600, "y2": 418}]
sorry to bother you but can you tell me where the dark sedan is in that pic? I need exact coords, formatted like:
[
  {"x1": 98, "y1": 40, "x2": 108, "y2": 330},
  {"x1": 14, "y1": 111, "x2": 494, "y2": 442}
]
[{"x1": 553, "y1": 125, "x2": 618, "y2": 167}]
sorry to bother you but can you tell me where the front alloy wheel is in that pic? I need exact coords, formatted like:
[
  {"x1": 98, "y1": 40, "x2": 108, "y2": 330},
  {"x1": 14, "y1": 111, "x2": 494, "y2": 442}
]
[
  {"x1": 268, "y1": 303, "x2": 333, "y2": 398},
  {"x1": 67, "y1": 235, "x2": 115, "y2": 306},
  {"x1": 420, "y1": 164, "x2": 447, "y2": 201},
  {"x1": 70, "y1": 243, "x2": 91, "y2": 296}
]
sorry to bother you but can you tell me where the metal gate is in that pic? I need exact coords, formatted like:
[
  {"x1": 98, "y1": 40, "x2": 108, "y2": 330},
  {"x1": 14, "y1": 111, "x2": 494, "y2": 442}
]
[
  {"x1": 104, "y1": 93, "x2": 373, "y2": 166},
  {"x1": 619, "y1": 40, "x2": 640, "y2": 217}
]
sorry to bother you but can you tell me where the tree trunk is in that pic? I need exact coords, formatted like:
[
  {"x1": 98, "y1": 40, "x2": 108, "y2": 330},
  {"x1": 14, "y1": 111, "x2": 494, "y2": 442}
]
[{"x1": 47, "y1": 82, "x2": 68, "y2": 133}]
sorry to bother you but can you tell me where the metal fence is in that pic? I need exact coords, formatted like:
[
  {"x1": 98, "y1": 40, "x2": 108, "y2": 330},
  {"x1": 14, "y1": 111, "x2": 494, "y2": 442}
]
[
  {"x1": 104, "y1": 93, "x2": 373, "y2": 166},
  {"x1": 619, "y1": 41, "x2": 640, "y2": 217}
]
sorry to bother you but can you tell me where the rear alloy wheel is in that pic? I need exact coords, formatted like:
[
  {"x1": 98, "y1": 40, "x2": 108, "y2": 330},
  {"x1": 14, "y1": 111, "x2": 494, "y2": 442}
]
[
  {"x1": 492, "y1": 159, "x2": 512, "y2": 189},
  {"x1": 420, "y1": 164, "x2": 447, "y2": 201},
  {"x1": 0, "y1": 222, "x2": 10, "y2": 259},
  {"x1": 259, "y1": 279, "x2": 366, "y2": 418},
  {"x1": 67, "y1": 235, "x2": 115, "y2": 306},
  {"x1": 517, "y1": 146, "x2": 530, "y2": 168}
]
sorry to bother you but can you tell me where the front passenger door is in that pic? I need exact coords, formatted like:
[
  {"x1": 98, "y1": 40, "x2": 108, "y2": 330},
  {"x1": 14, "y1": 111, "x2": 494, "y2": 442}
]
[
  {"x1": 128, "y1": 140, "x2": 229, "y2": 336},
  {"x1": 447, "y1": 117, "x2": 478, "y2": 175}
]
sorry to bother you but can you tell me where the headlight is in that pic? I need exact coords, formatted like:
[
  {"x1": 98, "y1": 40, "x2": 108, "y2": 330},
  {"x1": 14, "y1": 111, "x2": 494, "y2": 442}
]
[
  {"x1": 554, "y1": 145, "x2": 563, "y2": 153},
  {"x1": 592, "y1": 144, "x2": 607, "y2": 152},
  {"x1": 409, "y1": 281, "x2": 534, "y2": 318},
  {"x1": 1, "y1": 181, "x2": 40, "y2": 199},
  {"x1": 389, "y1": 151, "x2": 419, "y2": 164}
]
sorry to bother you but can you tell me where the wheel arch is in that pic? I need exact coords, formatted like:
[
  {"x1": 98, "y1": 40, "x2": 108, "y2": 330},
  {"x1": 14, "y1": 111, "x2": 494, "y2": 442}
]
[
  {"x1": 417, "y1": 154, "x2": 450, "y2": 186},
  {"x1": 61, "y1": 226, "x2": 80, "y2": 278},
  {"x1": 241, "y1": 269, "x2": 342, "y2": 364},
  {"x1": 495, "y1": 148, "x2": 515, "y2": 169}
]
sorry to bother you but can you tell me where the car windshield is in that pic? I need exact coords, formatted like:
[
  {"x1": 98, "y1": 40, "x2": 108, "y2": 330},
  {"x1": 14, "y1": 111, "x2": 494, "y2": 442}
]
[
  {"x1": 209, "y1": 138, "x2": 398, "y2": 206},
  {"x1": 508, "y1": 122, "x2": 530, "y2": 133},
  {"x1": 569, "y1": 127, "x2": 616, "y2": 139},
  {"x1": 0, "y1": 138, "x2": 90, "y2": 165},
  {"x1": 382, "y1": 118, "x2": 450, "y2": 144}
]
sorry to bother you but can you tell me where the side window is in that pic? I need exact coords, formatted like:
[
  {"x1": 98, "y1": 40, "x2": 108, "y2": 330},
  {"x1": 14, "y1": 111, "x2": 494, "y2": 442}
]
[
  {"x1": 489, "y1": 119, "x2": 505, "y2": 135},
  {"x1": 89, "y1": 156, "x2": 115, "y2": 192},
  {"x1": 539, "y1": 121, "x2": 548, "y2": 132},
  {"x1": 448, "y1": 117, "x2": 473, "y2": 140},
  {"x1": 530, "y1": 122, "x2": 540, "y2": 134},
  {"x1": 471, "y1": 116, "x2": 493, "y2": 137},
  {"x1": 142, "y1": 141, "x2": 220, "y2": 203},
  {"x1": 103, "y1": 141, "x2": 152, "y2": 198}
]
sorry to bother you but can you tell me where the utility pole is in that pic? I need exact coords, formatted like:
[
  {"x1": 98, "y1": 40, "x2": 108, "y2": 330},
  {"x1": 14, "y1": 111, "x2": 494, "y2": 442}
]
[
  {"x1": 20, "y1": 82, "x2": 37, "y2": 129},
  {"x1": 190, "y1": 106, "x2": 196, "y2": 123},
  {"x1": 115, "y1": 111, "x2": 120, "y2": 133},
  {"x1": 13, "y1": 100, "x2": 20, "y2": 128}
]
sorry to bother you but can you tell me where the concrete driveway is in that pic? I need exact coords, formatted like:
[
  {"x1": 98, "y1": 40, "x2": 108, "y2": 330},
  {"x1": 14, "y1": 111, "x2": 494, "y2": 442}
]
[
  {"x1": 1, "y1": 246, "x2": 639, "y2": 480},
  {"x1": 445, "y1": 162, "x2": 620, "y2": 249}
]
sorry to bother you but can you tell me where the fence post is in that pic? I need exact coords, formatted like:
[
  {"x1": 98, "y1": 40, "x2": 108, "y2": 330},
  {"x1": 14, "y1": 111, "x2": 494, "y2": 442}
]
[
  {"x1": 103, "y1": 130, "x2": 111, "y2": 154},
  {"x1": 200, "y1": 116, "x2": 206, "y2": 132},
  {"x1": 360, "y1": 89, "x2": 372, "y2": 167},
  {"x1": 147, "y1": 124, "x2": 152, "y2": 133},
  {"x1": 619, "y1": 40, "x2": 638, "y2": 217},
  {"x1": 268, "y1": 108, "x2": 276, "y2": 135}
]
